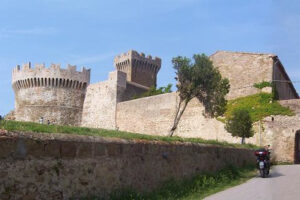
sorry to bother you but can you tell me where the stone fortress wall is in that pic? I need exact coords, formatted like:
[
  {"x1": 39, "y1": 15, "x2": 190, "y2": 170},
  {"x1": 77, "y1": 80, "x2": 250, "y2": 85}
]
[
  {"x1": 11, "y1": 50, "x2": 300, "y2": 162},
  {"x1": 116, "y1": 92, "x2": 260, "y2": 144},
  {"x1": 209, "y1": 51, "x2": 299, "y2": 100},
  {"x1": 0, "y1": 130, "x2": 255, "y2": 199},
  {"x1": 82, "y1": 50, "x2": 299, "y2": 133},
  {"x1": 81, "y1": 50, "x2": 160, "y2": 129},
  {"x1": 116, "y1": 92, "x2": 300, "y2": 163},
  {"x1": 261, "y1": 99, "x2": 300, "y2": 162},
  {"x1": 80, "y1": 50, "x2": 300, "y2": 162},
  {"x1": 81, "y1": 71, "x2": 128, "y2": 129},
  {"x1": 12, "y1": 63, "x2": 90, "y2": 126}
]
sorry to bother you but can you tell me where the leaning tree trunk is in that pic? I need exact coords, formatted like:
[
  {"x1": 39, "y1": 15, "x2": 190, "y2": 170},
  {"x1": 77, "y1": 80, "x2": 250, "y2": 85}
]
[
  {"x1": 241, "y1": 137, "x2": 245, "y2": 144},
  {"x1": 169, "y1": 99, "x2": 189, "y2": 137}
]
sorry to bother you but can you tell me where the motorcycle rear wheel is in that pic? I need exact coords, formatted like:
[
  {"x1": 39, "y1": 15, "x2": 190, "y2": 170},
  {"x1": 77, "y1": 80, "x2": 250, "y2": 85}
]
[{"x1": 260, "y1": 169, "x2": 265, "y2": 178}]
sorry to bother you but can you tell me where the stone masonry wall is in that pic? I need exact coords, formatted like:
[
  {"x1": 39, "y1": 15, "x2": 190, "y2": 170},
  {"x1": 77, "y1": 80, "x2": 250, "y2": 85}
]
[
  {"x1": 120, "y1": 82, "x2": 148, "y2": 102},
  {"x1": 116, "y1": 93, "x2": 300, "y2": 163},
  {"x1": 116, "y1": 92, "x2": 259, "y2": 144},
  {"x1": 14, "y1": 87, "x2": 85, "y2": 126},
  {"x1": 265, "y1": 100, "x2": 300, "y2": 162},
  {"x1": 114, "y1": 50, "x2": 161, "y2": 88},
  {"x1": 210, "y1": 51, "x2": 274, "y2": 99},
  {"x1": 81, "y1": 71, "x2": 127, "y2": 129},
  {"x1": 246, "y1": 100, "x2": 300, "y2": 163},
  {"x1": 0, "y1": 130, "x2": 255, "y2": 200},
  {"x1": 12, "y1": 63, "x2": 90, "y2": 126}
]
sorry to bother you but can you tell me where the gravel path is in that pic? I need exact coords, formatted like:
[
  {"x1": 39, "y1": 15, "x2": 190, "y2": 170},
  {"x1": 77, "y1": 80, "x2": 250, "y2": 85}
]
[{"x1": 205, "y1": 165, "x2": 300, "y2": 200}]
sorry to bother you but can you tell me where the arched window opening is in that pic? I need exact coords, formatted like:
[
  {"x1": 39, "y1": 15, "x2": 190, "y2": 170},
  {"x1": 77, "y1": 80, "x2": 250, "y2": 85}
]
[
  {"x1": 83, "y1": 82, "x2": 87, "y2": 89},
  {"x1": 62, "y1": 79, "x2": 65, "y2": 87}
]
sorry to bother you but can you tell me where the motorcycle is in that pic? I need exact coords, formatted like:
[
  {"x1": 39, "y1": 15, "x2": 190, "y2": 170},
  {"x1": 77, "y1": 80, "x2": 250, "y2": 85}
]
[{"x1": 254, "y1": 149, "x2": 270, "y2": 178}]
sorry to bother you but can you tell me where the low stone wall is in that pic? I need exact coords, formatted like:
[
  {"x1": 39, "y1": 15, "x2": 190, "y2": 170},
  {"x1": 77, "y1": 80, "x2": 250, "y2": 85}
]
[{"x1": 0, "y1": 130, "x2": 255, "y2": 200}]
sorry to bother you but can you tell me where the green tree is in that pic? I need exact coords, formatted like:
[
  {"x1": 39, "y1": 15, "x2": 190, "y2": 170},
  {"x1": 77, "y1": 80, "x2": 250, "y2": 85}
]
[
  {"x1": 225, "y1": 109, "x2": 254, "y2": 144},
  {"x1": 134, "y1": 84, "x2": 172, "y2": 99},
  {"x1": 169, "y1": 54, "x2": 230, "y2": 136}
]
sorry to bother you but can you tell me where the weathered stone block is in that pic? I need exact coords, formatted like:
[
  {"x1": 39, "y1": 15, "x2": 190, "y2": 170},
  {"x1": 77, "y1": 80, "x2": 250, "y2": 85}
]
[
  {"x1": 44, "y1": 141, "x2": 61, "y2": 158},
  {"x1": 0, "y1": 137, "x2": 18, "y2": 159},
  {"x1": 77, "y1": 143, "x2": 93, "y2": 158},
  {"x1": 59, "y1": 142, "x2": 77, "y2": 158},
  {"x1": 106, "y1": 143, "x2": 122, "y2": 156},
  {"x1": 26, "y1": 140, "x2": 46, "y2": 158},
  {"x1": 94, "y1": 143, "x2": 106, "y2": 157}
]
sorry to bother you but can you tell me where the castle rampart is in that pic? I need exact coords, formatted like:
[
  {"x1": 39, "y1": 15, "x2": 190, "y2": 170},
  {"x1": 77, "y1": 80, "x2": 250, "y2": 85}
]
[
  {"x1": 12, "y1": 63, "x2": 90, "y2": 90},
  {"x1": 10, "y1": 50, "x2": 300, "y2": 163},
  {"x1": 81, "y1": 71, "x2": 127, "y2": 129},
  {"x1": 114, "y1": 50, "x2": 161, "y2": 87},
  {"x1": 12, "y1": 63, "x2": 90, "y2": 126}
]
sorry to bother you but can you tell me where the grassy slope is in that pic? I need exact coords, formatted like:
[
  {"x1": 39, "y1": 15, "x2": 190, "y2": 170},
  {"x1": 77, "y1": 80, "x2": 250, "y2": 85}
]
[
  {"x1": 0, "y1": 120, "x2": 258, "y2": 149},
  {"x1": 223, "y1": 93, "x2": 294, "y2": 122},
  {"x1": 142, "y1": 165, "x2": 256, "y2": 200},
  {"x1": 79, "y1": 165, "x2": 256, "y2": 200},
  {"x1": 1, "y1": 120, "x2": 258, "y2": 200}
]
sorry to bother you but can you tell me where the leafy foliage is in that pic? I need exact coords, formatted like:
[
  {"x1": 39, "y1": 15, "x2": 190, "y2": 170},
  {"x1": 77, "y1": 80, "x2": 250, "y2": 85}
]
[
  {"x1": 173, "y1": 54, "x2": 230, "y2": 117},
  {"x1": 253, "y1": 81, "x2": 272, "y2": 89},
  {"x1": 169, "y1": 54, "x2": 230, "y2": 136},
  {"x1": 224, "y1": 93, "x2": 294, "y2": 122},
  {"x1": 77, "y1": 165, "x2": 256, "y2": 200},
  {"x1": 253, "y1": 81, "x2": 279, "y2": 100},
  {"x1": 134, "y1": 84, "x2": 172, "y2": 99},
  {"x1": 225, "y1": 109, "x2": 254, "y2": 144}
]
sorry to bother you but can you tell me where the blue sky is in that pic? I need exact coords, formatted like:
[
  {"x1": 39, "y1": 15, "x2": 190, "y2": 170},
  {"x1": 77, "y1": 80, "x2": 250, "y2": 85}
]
[{"x1": 0, "y1": 0, "x2": 300, "y2": 115}]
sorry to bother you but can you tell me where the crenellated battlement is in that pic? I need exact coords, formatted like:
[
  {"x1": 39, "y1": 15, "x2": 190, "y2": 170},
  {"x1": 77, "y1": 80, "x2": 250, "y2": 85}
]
[
  {"x1": 113, "y1": 50, "x2": 161, "y2": 87},
  {"x1": 12, "y1": 62, "x2": 91, "y2": 90},
  {"x1": 114, "y1": 50, "x2": 161, "y2": 66}
]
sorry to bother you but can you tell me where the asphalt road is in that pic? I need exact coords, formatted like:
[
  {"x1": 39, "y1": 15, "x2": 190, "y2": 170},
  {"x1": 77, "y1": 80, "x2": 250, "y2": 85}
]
[{"x1": 205, "y1": 165, "x2": 300, "y2": 200}]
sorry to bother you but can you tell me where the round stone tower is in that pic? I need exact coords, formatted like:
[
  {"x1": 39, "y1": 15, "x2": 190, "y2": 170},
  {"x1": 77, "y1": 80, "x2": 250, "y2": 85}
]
[{"x1": 12, "y1": 63, "x2": 90, "y2": 126}]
